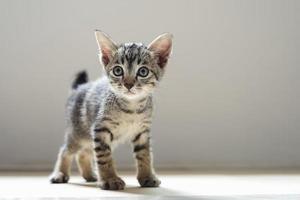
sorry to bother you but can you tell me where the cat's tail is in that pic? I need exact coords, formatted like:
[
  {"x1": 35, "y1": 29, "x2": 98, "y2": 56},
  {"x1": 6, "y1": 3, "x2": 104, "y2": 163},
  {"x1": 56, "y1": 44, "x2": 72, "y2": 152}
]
[{"x1": 72, "y1": 70, "x2": 88, "y2": 89}]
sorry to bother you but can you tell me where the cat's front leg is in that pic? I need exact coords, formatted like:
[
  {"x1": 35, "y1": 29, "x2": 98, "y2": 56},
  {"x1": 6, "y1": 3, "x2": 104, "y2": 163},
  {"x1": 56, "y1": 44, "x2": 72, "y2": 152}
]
[
  {"x1": 132, "y1": 129, "x2": 161, "y2": 187},
  {"x1": 93, "y1": 126, "x2": 125, "y2": 190}
]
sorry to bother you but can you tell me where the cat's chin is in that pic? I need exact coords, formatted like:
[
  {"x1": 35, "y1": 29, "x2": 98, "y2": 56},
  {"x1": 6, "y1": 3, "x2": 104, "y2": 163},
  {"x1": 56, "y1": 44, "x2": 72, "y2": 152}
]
[
  {"x1": 111, "y1": 86, "x2": 149, "y2": 100},
  {"x1": 122, "y1": 93, "x2": 145, "y2": 100},
  {"x1": 119, "y1": 91, "x2": 148, "y2": 101}
]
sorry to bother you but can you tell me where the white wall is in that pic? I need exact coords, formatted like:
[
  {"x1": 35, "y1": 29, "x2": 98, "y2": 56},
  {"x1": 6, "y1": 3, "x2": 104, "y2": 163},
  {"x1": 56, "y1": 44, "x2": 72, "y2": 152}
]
[{"x1": 0, "y1": 0, "x2": 300, "y2": 170}]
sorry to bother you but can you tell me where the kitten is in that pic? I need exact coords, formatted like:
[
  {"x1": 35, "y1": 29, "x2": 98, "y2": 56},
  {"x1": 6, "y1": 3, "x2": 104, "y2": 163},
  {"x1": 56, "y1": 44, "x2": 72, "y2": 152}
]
[{"x1": 49, "y1": 30, "x2": 173, "y2": 190}]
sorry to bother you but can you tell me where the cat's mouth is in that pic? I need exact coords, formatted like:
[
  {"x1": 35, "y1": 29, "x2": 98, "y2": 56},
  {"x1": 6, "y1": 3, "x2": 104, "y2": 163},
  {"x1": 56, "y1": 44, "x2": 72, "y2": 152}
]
[{"x1": 124, "y1": 90, "x2": 136, "y2": 95}]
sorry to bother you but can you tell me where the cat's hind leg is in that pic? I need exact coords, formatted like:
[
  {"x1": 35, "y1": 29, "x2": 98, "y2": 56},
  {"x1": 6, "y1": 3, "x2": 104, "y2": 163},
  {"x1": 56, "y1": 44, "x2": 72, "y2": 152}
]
[
  {"x1": 49, "y1": 132, "x2": 81, "y2": 184},
  {"x1": 49, "y1": 144, "x2": 75, "y2": 183},
  {"x1": 76, "y1": 148, "x2": 97, "y2": 182}
]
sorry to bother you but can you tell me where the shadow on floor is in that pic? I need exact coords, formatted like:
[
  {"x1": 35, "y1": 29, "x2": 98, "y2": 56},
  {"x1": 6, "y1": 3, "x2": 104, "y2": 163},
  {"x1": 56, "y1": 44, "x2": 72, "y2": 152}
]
[{"x1": 69, "y1": 182, "x2": 185, "y2": 196}]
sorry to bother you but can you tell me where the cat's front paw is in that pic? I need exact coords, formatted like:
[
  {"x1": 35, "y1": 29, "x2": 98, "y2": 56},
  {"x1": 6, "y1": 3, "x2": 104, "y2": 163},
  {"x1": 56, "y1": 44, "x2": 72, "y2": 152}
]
[
  {"x1": 99, "y1": 176, "x2": 125, "y2": 190},
  {"x1": 49, "y1": 172, "x2": 69, "y2": 183},
  {"x1": 138, "y1": 175, "x2": 161, "y2": 187}
]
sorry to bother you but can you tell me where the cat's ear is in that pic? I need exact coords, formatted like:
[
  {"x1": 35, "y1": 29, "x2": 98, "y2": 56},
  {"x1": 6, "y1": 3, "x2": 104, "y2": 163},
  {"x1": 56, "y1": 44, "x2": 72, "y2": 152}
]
[
  {"x1": 95, "y1": 30, "x2": 118, "y2": 66},
  {"x1": 148, "y1": 33, "x2": 173, "y2": 68}
]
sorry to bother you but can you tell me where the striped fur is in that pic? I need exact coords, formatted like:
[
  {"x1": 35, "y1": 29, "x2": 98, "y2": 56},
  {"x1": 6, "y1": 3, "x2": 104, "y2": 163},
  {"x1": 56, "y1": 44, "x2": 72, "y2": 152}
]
[{"x1": 49, "y1": 31, "x2": 172, "y2": 190}]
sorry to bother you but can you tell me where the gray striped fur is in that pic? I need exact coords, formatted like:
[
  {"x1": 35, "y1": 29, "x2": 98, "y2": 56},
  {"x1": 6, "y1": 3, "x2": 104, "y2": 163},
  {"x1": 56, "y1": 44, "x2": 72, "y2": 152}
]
[{"x1": 49, "y1": 31, "x2": 172, "y2": 190}]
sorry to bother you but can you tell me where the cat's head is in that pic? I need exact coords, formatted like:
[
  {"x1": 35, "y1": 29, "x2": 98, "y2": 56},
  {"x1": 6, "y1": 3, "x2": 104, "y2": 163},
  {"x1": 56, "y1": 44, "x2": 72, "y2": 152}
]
[{"x1": 95, "y1": 30, "x2": 172, "y2": 100}]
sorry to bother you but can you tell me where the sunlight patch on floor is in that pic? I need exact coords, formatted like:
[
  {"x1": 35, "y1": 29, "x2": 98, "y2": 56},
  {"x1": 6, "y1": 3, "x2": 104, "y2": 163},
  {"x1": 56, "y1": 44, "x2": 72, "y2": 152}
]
[{"x1": 0, "y1": 171, "x2": 300, "y2": 199}]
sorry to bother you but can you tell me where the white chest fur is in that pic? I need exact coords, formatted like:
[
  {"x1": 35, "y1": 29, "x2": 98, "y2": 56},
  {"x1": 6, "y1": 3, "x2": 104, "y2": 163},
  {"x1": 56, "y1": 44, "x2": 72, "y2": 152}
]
[{"x1": 111, "y1": 111, "x2": 148, "y2": 146}]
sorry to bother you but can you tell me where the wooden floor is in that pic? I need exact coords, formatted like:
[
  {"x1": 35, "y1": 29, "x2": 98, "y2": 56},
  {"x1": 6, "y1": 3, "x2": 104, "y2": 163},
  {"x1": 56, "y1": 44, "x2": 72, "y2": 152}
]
[{"x1": 0, "y1": 170, "x2": 300, "y2": 199}]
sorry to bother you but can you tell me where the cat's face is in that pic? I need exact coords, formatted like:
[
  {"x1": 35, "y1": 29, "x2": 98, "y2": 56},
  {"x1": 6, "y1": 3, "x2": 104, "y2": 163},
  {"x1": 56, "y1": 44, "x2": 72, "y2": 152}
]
[
  {"x1": 104, "y1": 43, "x2": 161, "y2": 99},
  {"x1": 95, "y1": 31, "x2": 172, "y2": 99}
]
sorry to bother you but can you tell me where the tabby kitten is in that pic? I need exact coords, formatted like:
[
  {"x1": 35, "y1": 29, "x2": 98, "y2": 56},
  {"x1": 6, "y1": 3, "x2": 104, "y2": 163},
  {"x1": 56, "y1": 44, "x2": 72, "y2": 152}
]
[{"x1": 49, "y1": 30, "x2": 173, "y2": 190}]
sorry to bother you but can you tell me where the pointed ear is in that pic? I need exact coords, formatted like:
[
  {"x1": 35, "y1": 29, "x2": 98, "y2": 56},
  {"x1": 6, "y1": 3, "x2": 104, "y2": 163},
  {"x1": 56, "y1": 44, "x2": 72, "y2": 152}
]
[
  {"x1": 95, "y1": 30, "x2": 118, "y2": 66},
  {"x1": 148, "y1": 33, "x2": 173, "y2": 68}
]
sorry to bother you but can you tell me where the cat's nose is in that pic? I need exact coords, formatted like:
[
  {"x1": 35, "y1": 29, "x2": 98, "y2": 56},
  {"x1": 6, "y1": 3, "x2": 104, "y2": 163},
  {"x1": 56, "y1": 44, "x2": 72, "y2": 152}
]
[{"x1": 124, "y1": 82, "x2": 134, "y2": 90}]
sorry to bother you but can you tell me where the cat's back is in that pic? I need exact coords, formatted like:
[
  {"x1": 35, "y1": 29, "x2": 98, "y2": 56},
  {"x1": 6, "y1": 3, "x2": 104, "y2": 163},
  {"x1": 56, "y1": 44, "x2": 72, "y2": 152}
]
[{"x1": 66, "y1": 76, "x2": 110, "y2": 128}]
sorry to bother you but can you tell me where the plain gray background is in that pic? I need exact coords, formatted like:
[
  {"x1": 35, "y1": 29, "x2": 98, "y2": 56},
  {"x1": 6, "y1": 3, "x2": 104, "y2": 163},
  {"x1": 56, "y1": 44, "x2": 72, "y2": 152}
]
[{"x1": 0, "y1": 0, "x2": 299, "y2": 170}]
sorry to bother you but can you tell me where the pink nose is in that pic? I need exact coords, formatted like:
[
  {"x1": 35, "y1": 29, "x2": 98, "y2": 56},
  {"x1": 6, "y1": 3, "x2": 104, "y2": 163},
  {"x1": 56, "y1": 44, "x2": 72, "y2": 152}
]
[{"x1": 124, "y1": 82, "x2": 134, "y2": 90}]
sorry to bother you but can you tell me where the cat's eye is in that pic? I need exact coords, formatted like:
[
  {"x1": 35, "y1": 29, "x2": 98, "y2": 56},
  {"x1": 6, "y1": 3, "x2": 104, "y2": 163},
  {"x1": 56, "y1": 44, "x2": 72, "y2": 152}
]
[
  {"x1": 112, "y1": 66, "x2": 123, "y2": 76},
  {"x1": 137, "y1": 67, "x2": 149, "y2": 77}
]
